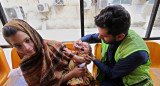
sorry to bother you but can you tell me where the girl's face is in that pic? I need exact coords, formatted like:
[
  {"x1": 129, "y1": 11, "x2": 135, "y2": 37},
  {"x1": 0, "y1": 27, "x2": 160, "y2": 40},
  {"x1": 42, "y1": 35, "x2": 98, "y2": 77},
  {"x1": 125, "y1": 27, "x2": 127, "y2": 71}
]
[
  {"x1": 7, "y1": 31, "x2": 36, "y2": 56},
  {"x1": 79, "y1": 42, "x2": 90, "y2": 54}
]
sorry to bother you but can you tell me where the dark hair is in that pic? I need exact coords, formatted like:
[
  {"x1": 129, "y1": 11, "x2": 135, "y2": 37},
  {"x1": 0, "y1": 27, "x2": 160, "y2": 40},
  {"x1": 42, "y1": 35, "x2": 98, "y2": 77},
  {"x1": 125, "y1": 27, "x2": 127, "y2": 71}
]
[
  {"x1": 95, "y1": 5, "x2": 131, "y2": 36},
  {"x1": 88, "y1": 44, "x2": 92, "y2": 56},
  {"x1": 3, "y1": 26, "x2": 20, "y2": 37}
]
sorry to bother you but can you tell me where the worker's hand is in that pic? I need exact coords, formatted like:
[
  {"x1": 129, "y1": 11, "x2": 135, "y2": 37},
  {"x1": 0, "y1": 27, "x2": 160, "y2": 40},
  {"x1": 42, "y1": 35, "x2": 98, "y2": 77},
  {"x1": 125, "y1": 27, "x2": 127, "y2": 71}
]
[
  {"x1": 84, "y1": 55, "x2": 91, "y2": 64},
  {"x1": 86, "y1": 55, "x2": 96, "y2": 61},
  {"x1": 71, "y1": 66, "x2": 86, "y2": 78},
  {"x1": 73, "y1": 39, "x2": 82, "y2": 50},
  {"x1": 63, "y1": 47, "x2": 72, "y2": 56}
]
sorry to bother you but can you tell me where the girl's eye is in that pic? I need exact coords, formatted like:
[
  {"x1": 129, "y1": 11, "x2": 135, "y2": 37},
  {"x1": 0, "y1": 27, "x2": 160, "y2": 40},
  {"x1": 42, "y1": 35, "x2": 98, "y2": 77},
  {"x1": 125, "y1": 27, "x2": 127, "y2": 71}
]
[
  {"x1": 26, "y1": 39, "x2": 31, "y2": 43},
  {"x1": 14, "y1": 45, "x2": 21, "y2": 48}
]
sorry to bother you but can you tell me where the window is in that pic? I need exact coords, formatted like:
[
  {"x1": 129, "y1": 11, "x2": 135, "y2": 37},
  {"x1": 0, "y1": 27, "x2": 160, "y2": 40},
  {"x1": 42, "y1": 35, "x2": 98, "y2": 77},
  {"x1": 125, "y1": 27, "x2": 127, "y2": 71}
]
[
  {"x1": 0, "y1": 1, "x2": 82, "y2": 42},
  {"x1": 121, "y1": 0, "x2": 132, "y2": 4},
  {"x1": 111, "y1": 0, "x2": 132, "y2": 4},
  {"x1": 148, "y1": 0, "x2": 154, "y2": 4},
  {"x1": 150, "y1": 6, "x2": 160, "y2": 38},
  {"x1": 112, "y1": 0, "x2": 120, "y2": 4}
]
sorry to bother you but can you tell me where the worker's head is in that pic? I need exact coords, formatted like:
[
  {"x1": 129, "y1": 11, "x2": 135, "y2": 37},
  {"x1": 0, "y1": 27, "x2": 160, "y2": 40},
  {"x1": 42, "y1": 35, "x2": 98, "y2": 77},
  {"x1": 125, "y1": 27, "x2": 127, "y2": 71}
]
[{"x1": 95, "y1": 5, "x2": 130, "y2": 44}]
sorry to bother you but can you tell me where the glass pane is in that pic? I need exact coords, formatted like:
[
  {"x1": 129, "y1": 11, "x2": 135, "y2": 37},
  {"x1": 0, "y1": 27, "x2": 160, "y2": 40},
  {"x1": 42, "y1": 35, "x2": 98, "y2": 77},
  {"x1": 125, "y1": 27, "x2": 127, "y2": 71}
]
[
  {"x1": 150, "y1": 4, "x2": 160, "y2": 38},
  {"x1": 148, "y1": 0, "x2": 155, "y2": 4},
  {"x1": 111, "y1": 0, "x2": 120, "y2": 4},
  {"x1": 1, "y1": 0, "x2": 81, "y2": 43},
  {"x1": 124, "y1": 2, "x2": 153, "y2": 37},
  {"x1": 0, "y1": 20, "x2": 8, "y2": 45},
  {"x1": 0, "y1": 21, "x2": 3, "y2": 32},
  {"x1": 83, "y1": 1, "x2": 154, "y2": 38},
  {"x1": 121, "y1": 0, "x2": 132, "y2": 4}
]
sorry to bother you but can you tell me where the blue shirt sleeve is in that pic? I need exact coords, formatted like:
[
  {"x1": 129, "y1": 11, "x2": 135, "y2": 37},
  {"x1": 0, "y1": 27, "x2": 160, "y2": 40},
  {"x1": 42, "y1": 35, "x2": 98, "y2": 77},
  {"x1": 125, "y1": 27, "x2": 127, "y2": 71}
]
[
  {"x1": 81, "y1": 33, "x2": 101, "y2": 43},
  {"x1": 93, "y1": 51, "x2": 149, "y2": 79}
]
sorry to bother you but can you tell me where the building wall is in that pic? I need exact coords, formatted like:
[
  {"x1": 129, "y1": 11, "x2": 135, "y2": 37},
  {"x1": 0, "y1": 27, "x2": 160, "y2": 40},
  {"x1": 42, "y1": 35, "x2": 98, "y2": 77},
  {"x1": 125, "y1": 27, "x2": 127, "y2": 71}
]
[{"x1": 1, "y1": 0, "x2": 160, "y2": 30}]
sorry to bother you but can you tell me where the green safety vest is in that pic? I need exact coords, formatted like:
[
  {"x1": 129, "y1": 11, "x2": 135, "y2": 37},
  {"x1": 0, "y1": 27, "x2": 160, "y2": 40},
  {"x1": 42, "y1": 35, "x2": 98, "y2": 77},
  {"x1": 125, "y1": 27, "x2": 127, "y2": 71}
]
[{"x1": 97, "y1": 30, "x2": 153, "y2": 86}]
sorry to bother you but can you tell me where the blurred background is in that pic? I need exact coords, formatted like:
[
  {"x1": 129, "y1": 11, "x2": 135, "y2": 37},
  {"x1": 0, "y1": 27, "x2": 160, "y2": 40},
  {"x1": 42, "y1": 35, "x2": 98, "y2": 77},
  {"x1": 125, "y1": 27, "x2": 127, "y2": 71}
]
[{"x1": 0, "y1": 0, "x2": 160, "y2": 73}]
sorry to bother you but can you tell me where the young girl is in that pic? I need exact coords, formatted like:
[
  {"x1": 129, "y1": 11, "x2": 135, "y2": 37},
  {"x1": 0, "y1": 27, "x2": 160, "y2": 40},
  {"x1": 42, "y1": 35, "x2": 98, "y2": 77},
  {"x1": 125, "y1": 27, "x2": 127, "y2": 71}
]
[
  {"x1": 2, "y1": 19, "x2": 87, "y2": 86},
  {"x1": 63, "y1": 42, "x2": 95, "y2": 86}
]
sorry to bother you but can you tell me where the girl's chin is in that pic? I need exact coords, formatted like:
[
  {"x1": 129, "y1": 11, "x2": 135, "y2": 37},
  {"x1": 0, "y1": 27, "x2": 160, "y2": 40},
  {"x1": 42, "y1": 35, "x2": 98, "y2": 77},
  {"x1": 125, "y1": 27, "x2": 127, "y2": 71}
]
[{"x1": 27, "y1": 52, "x2": 36, "y2": 56}]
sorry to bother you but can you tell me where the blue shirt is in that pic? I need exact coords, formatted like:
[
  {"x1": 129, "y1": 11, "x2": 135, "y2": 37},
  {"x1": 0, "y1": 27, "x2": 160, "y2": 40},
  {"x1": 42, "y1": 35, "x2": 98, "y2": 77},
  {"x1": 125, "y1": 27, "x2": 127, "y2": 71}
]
[{"x1": 81, "y1": 33, "x2": 149, "y2": 86}]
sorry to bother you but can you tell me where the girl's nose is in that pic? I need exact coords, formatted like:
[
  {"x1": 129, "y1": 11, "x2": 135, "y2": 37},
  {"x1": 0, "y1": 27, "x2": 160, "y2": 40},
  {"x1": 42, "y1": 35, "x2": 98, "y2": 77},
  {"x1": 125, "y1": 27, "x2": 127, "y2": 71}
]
[{"x1": 23, "y1": 43, "x2": 30, "y2": 51}]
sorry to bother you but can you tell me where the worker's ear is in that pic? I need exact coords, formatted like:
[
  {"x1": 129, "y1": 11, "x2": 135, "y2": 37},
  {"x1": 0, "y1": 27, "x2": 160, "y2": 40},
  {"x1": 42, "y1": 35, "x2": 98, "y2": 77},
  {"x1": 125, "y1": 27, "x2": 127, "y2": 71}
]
[{"x1": 116, "y1": 33, "x2": 125, "y2": 41}]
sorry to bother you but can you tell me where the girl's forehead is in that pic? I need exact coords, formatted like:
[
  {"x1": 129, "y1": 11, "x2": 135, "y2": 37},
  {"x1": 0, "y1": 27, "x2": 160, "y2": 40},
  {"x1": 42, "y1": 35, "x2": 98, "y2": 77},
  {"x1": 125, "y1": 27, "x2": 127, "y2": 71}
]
[{"x1": 8, "y1": 31, "x2": 29, "y2": 44}]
